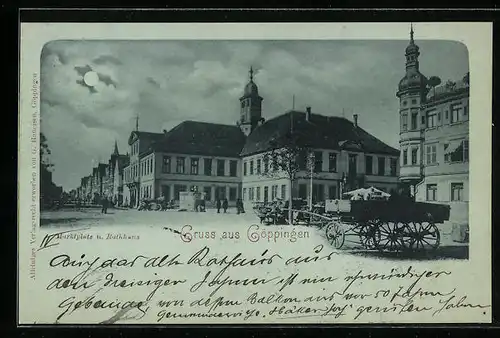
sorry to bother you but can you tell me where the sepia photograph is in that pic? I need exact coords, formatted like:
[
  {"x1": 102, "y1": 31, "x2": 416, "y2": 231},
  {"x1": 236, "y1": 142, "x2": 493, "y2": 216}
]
[{"x1": 18, "y1": 22, "x2": 491, "y2": 325}]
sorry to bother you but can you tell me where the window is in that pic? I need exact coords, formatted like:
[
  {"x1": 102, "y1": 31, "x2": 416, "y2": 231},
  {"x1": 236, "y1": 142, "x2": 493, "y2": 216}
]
[
  {"x1": 176, "y1": 157, "x2": 185, "y2": 174},
  {"x1": 403, "y1": 149, "x2": 408, "y2": 165},
  {"x1": 256, "y1": 159, "x2": 261, "y2": 174},
  {"x1": 348, "y1": 154, "x2": 357, "y2": 175},
  {"x1": 229, "y1": 187, "x2": 237, "y2": 201},
  {"x1": 378, "y1": 157, "x2": 385, "y2": 176},
  {"x1": 297, "y1": 150, "x2": 307, "y2": 170},
  {"x1": 411, "y1": 148, "x2": 418, "y2": 165},
  {"x1": 421, "y1": 115, "x2": 425, "y2": 125},
  {"x1": 464, "y1": 105, "x2": 469, "y2": 118},
  {"x1": 401, "y1": 113, "x2": 408, "y2": 131},
  {"x1": 263, "y1": 186, "x2": 269, "y2": 203},
  {"x1": 328, "y1": 153, "x2": 337, "y2": 172},
  {"x1": 314, "y1": 151, "x2": 323, "y2": 172},
  {"x1": 299, "y1": 184, "x2": 307, "y2": 199},
  {"x1": 444, "y1": 140, "x2": 468, "y2": 163},
  {"x1": 229, "y1": 160, "x2": 237, "y2": 177},
  {"x1": 262, "y1": 156, "x2": 269, "y2": 173},
  {"x1": 411, "y1": 99, "x2": 417, "y2": 104},
  {"x1": 281, "y1": 184, "x2": 286, "y2": 199},
  {"x1": 451, "y1": 183, "x2": 464, "y2": 201},
  {"x1": 242, "y1": 188, "x2": 247, "y2": 201},
  {"x1": 217, "y1": 159, "x2": 225, "y2": 176},
  {"x1": 402, "y1": 100, "x2": 407, "y2": 106},
  {"x1": 426, "y1": 184, "x2": 437, "y2": 201},
  {"x1": 256, "y1": 187, "x2": 261, "y2": 201},
  {"x1": 365, "y1": 155, "x2": 373, "y2": 175},
  {"x1": 411, "y1": 112, "x2": 418, "y2": 130},
  {"x1": 161, "y1": 185, "x2": 170, "y2": 199},
  {"x1": 250, "y1": 161, "x2": 254, "y2": 175},
  {"x1": 249, "y1": 187, "x2": 254, "y2": 201},
  {"x1": 243, "y1": 162, "x2": 247, "y2": 176},
  {"x1": 204, "y1": 158, "x2": 212, "y2": 176},
  {"x1": 190, "y1": 158, "x2": 199, "y2": 175},
  {"x1": 390, "y1": 158, "x2": 397, "y2": 176},
  {"x1": 271, "y1": 185, "x2": 278, "y2": 200},
  {"x1": 328, "y1": 185, "x2": 337, "y2": 199},
  {"x1": 204, "y1": 187, "x2": 211, "y2": 201},
  {"x1": 451, "y1": 104, "x2": 462, "y2": 123},
  {"x1": 216, "y1": 187, "x2": 226, "y2": 200},
  {"x1": 427, "y1": 110, "x2": 437, "y2": 128},
  {"x1": 426, "y1": 144, "x2": 437, "y2": 164}
]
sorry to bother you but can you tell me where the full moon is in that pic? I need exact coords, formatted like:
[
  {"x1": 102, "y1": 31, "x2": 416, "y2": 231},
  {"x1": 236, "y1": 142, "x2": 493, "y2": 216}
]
[{"x1": 83, "y1": 71, "x2": 99, "y2": 87}]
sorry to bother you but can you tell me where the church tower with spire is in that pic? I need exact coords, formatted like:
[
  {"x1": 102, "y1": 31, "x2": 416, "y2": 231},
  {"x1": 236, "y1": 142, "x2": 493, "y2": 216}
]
[
  {"x1": 238, "y1": 66, "x2": 263, "y2": 136},
  {"x1": 397, "y1": 25, "x2": 429, "y2": 196}
]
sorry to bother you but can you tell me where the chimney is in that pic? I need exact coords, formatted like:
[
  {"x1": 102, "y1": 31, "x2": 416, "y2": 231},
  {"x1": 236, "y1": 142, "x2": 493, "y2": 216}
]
[
  {"x1": 306, "y1": 106, "x2": 311, "y2": 122},
  {"x1": 353, "y1": 114, "x2": 358, "y2": 128}
]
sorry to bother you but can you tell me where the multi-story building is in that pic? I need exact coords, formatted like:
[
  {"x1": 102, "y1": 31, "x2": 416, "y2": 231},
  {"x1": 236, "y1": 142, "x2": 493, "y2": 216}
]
[
  {"x1": 79, "y1": 66, "x2": 401, "y2": 209},
  {"x1": 122, "y1": 121, "x2": 245, "y2": 207},
  {"x1": 397, "y1": 27, "x2": 469, "y2": 223},
  {"x1": 240, "y1": 108, "x2": 400, "y2": 209}
]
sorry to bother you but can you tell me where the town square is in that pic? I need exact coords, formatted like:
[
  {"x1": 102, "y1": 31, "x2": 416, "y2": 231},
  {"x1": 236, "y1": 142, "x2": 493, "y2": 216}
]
[{"x1": 39, "y1": 25, "x2": 470, "y2": 258}]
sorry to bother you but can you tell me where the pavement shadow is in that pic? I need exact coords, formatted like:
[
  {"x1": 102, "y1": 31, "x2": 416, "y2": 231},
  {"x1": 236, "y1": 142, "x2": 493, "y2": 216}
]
[
  {"x1": 345, "y1": 244, "x2": 469, "y2": 261},
  {"x1": 40, "y1": 217, "x2": 96, "y2": 226}
]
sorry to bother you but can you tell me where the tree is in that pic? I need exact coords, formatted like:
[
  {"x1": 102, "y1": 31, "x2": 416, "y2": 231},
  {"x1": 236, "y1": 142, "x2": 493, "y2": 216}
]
[
  {"x1": 427, "y1": 76, "x2": 442, "y2": 88},
  {"x1": 40, "y1": 132, "x2": 53, "y2": 172},
  {"x1": 261, "y1": 131, "x2": 312, "y2": 225}
]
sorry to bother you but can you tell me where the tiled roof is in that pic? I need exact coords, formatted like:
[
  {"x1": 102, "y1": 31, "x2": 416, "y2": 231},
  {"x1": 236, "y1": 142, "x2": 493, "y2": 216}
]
[
  {"x1": 150, "y1": 120, "x2": 246, "y2": 158},
  {"x1": 128, "y1": 131, "x2": 165, "y2": 145},
  {"x1": 240, "y1": 110, "x2": 399, "y2": 157}
]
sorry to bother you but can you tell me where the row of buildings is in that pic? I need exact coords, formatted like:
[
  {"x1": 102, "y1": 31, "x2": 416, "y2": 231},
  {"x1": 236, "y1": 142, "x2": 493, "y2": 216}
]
[{"x1": 75, "y1": 27, "x2": 469, "y2": 222}]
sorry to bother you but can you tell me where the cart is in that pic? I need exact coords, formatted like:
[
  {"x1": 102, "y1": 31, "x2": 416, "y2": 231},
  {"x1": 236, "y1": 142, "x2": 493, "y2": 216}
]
[{"x1": 324, "y1": 199, "x2": 450, "y2": 252}]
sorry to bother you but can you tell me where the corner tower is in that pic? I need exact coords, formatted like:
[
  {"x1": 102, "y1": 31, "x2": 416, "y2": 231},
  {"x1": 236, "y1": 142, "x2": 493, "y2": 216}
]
[
  {"x1": 396, "y1": 25, "x2": 429, "y2": 196},
  {"x1": 238, "y1": 66, "x2": 263, "y2": 136}
]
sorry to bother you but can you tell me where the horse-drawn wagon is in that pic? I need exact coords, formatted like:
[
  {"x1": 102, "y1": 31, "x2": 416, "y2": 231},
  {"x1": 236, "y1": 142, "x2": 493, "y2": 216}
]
[
  {"x1": 253, "y1": 197, "x2": 450, "y2": 253},
  {"x1": 324, "y1": 199, "x2": 450, "y2": 252}
]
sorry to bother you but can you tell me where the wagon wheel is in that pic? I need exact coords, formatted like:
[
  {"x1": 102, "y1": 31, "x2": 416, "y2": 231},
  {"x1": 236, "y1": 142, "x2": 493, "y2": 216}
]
[
  {"x1": 358, "y1": 220, "x2": 382, "y2": 250},
  {"x1": 406, "y1": 221, "x2": 440, "y2": 251},
  {"x1": 374, "y1": 221, "x2": 409, "y2": 252},
  {"x1": 325, "y1": 221, "x2": 345, "y2": 249}
]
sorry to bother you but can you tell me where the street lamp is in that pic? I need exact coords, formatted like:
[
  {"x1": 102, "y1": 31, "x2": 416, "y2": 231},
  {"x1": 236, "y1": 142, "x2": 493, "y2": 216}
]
[
  {"x1": 308, "y1": 152, "x2": 315, "y2": 211},
  {"x1": 340, "y1": 172, "x2": 347, "y2": 199}
]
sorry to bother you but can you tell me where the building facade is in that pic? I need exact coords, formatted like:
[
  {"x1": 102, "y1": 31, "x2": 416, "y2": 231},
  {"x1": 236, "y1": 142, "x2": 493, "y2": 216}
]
[
  {"x1": 77, "y1": 66, "x2": 401, "y2": 209},
  {"x1": 240, "y1": 109, "x2": 400, "y2": 210},
  {"x1": 397, "y1": 27, "x2": 469, "y2": 223},
  {"x1": 122, "y1": 121, "x2": 246, "y2": 207}
]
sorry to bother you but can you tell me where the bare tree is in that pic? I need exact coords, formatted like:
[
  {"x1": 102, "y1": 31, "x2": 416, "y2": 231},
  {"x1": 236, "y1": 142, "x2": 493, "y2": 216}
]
[{"x1": 261, "y1": 131, "x2": 312, "y2": 225}]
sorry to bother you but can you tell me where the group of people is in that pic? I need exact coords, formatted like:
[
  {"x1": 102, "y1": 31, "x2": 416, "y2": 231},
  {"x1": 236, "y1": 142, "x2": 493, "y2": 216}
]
[{"x1": 215, "y1": 198, "x2": 245, "y2": 214}]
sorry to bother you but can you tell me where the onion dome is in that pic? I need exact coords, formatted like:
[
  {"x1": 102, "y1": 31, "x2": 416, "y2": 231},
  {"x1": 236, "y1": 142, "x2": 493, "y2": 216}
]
[
  {"x1": 398, "y1": 72, "x2": 428, "y2": 91},
  {"x1": 243, "y1": 66, "x2": 259, "y2": 96}
]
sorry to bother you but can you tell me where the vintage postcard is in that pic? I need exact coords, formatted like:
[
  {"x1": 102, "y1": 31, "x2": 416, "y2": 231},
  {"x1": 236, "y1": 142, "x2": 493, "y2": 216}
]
[{"x1": 18, "y1": 22, "x2": 492, "y2": 325}]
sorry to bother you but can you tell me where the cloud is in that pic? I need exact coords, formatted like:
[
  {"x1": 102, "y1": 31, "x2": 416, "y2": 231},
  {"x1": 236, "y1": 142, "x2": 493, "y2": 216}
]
[
  {"x1": 40, "y1": 39, "x2": 469, "y2": 190},
  {"x1": 93, "y1": 54, "x2": 122, "y2": 65},
  {"x1": 74, "y1": 64, "x2": 93, "y2": 77},
  {"x1": 97, "y1": 72, "x2": 118, "y2": 87}
]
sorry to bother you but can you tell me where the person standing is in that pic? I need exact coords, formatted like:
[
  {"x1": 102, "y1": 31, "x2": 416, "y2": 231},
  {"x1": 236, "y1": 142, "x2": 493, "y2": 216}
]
[
  {"x1": 101, "y1": 196, "x2": 108, "y2": 214},
  {"x1": 222, "y1": 198, "x2": 228, "y2": 213},
  {"x1": 216, "y1": 198, "x2": 221, "y2": 213}
]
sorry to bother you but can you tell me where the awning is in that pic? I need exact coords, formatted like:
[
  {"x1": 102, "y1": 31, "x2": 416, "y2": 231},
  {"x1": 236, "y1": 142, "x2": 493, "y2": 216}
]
[{"x1": 444, "y1": 140, "x2": 463, "y2": 155}]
